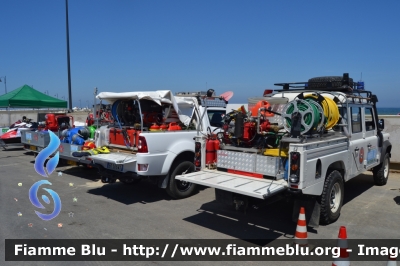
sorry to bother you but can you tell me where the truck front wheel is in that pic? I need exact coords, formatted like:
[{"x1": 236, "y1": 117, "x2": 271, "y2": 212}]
[
  {"x1": 319, "y1": 170, "x2": 344, "y2": 225},
  {"x1": 373, "y1": 153, "x2": 390, "y2": 186},
  {"x1": 166, "y1": 161, "x2": 198, "y2": 199}
]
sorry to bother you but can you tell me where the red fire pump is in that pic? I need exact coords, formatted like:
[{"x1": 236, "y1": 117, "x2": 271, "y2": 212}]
[{"x1": 221, "y1": 100, "x2": 281, "y2": 148}]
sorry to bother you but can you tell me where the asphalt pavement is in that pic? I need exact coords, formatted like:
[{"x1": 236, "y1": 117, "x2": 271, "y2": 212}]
[{"x1": 1, "y1": 147, "x2": 400, "y2": 266}]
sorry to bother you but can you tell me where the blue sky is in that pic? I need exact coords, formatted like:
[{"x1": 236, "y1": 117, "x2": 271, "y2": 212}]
[{"x1": 1, "y1": 0, "x2": 399, "y2": 107}]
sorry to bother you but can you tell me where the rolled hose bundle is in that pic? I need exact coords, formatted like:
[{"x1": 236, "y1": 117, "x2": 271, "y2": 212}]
[
  {"x1": 283, "y1": 98, "x2": 322, "y2": 134},
  {"x1": 304, "y1": 94, "x2": 339, "y2": 130}
]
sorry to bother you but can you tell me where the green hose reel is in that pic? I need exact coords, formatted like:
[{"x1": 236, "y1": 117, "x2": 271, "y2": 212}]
[{"x1": 281, "y1": 98, "x2": 326, "y2": 135}]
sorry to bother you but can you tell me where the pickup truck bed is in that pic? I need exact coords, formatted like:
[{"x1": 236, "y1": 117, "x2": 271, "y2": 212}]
[{"x1": 20, "y1": 130, "x2": 91, "y2": 165}]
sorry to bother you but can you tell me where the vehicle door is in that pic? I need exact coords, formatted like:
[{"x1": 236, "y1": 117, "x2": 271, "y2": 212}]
[
  {"x1": 362, "y1": 105, "x2": 380, "y2": 169},
  {"x1": 348, "y1": 105, "x2": 365, "y2": 178}
]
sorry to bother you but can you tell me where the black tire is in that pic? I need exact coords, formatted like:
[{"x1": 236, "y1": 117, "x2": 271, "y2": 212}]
[
  {"x1": 120, "y1": 177, "x2": 142, "y2": 185},
  {"x1": 373, "y1": 153, "x2": 390, "y2": 186},
  {"x1": 308, "y1": 76, "x2": 353, "y2": 89},
  {"x1": 319, "y1": 170, "x2": 344, "y2": 225},
  {"x1": 166, "y1": 161, "x2": 198, "y2": 199}
]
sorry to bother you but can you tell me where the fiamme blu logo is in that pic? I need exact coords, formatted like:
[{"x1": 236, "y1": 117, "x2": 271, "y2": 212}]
[{"x1": 29, "y1": 131, "x2": 62, "y2": 221}]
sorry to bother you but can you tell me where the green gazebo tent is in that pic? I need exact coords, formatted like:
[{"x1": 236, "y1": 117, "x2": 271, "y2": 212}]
[{"x1": 0, "y1": 84, "x2": 67, "y2": 108}]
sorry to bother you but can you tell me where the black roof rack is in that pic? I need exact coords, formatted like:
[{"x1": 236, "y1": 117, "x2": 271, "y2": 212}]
[{"x1": 273, "y1": 73, "x2": 375, "y2": 104}]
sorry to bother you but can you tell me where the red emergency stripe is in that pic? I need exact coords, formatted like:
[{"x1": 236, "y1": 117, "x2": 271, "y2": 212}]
[{"x1": 227, "y1": 169, "x2": 263, "y2": 178}]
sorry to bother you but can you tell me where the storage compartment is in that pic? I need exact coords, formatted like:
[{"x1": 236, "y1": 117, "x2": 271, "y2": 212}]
[
  {"x1": 216, "y1": 150, "x2": 284, "y2": 178},
  {"x1": 108, "y1": 128, "x2": 141, "y2": 148}
]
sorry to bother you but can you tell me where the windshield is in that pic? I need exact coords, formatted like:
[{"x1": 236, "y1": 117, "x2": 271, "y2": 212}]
[{"x1": 207, "y1": 110, "x2": 226, "y2": 128}]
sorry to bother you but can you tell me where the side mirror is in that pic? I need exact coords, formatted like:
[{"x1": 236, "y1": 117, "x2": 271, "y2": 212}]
[{"x1": 378, "y1": 119, "x2": 384, "y2": 130}]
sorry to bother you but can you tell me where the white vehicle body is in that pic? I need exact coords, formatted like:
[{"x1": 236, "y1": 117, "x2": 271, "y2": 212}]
[
  {"x1": 136, "y1": 104, "x2": 225, "y2": 176},
  {"x1": 90, "y1": 90, "x2": 229, "y2": 198},
  {"x1": 176, "y1": 75, "x2": 392, "y2": 225}
]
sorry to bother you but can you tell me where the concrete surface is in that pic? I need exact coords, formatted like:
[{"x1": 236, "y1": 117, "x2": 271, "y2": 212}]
[{"x1": 0, "y1": 148, "x2": 400, "y2": 266}]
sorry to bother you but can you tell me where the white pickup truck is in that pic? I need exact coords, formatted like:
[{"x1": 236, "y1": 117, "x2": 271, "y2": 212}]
[
  {"x1": 90, "y1": 90, "x2": 229, "y2": 199},
  {"x1": 176, "y1": 74, "x2": 392, "y2": 225}
]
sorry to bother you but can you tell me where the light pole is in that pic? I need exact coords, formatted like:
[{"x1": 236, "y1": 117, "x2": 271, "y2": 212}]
[
  {"x1": 79, "y1": 99, "x2": 81, "y2": 108},
  {"x1": 66, "y1": 0, "x2": 72, "y2": 112},
  {"x1": 86, "y1": 100, "x2": 89, "y2": 109},
  {"x1": 55, "y1": 93, "x2": 58, "y2": 99},
  {"x1": 0, "y1": 76, "x2": 7, "y2": 94},
  {"x1": 44, "y1": 90, "x2": 49, "y2": 95}
]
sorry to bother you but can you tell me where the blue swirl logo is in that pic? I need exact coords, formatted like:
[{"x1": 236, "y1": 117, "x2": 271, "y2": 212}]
[
  {"x1": 30, "y1": 131, "x2": 62, "y2": 221},
  {"x1": 29, "y1": 180, "x2": 62, "y2": 220},
  {"x1": 34, "y1": 131, "x2": 60, "y2": 177}
]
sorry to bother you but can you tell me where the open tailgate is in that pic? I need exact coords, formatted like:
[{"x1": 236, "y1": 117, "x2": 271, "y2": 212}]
[{"x1": 175, "y1": 169, "x2": 288, "y2": 199}]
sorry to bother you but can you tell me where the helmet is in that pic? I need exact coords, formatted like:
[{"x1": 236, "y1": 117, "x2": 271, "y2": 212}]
[{"x1": 82, "y1": 141, "x2": 96, "y2": 150}]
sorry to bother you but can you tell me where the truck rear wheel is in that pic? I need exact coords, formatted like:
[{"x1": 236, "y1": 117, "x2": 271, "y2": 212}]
[
  {"x1": 319, "y1": 170, "x2": 344, "y2": 225},
  {"x1": 166, "y1": 161, "x2": 198, "y2": 199},
  {"x1": 373, "y1": 153, "x2": 390, "y2": 186}
]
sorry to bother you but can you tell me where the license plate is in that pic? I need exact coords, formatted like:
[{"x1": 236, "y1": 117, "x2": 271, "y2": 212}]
[
  {"x1": 70, "y1": 145, "x2": 79, "y2": 152},
  {"x1": 106, "y1": 163, "x2": 124, "y2": 172},
  {"x1": 30, "y1": 145, "x2": 37, "y2": 151},
  {"x1": 26, "y1": 133, "x2": 32, "y2": 140},
  {"x1": 67, "y1": 160, "x2": 77, "y2": 165}
]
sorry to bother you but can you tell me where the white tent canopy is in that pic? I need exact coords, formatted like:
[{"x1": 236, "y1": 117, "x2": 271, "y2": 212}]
[{"x1": 96, "y1": 90, "x2": 197, "y2": 126}]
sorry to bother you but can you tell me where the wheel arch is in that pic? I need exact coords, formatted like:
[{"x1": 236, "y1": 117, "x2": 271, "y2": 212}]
[
  {"x1": 381, "y1": 140, "x2": 392, "y2": 163},
  {"x1": 159, "y1": 150, "x2": 195, "y2": 189},
  {"x1": 326, "y1": 160, "x2": 346, "y2": 181}
]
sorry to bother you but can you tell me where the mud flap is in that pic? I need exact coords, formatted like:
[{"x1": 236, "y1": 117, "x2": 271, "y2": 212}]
[
  {"x1": 292, "y1": 197, "x2": 320, "y2": 228},
  {"x1": 158, "y1": 174, "x2": 169, "y2": 189}
]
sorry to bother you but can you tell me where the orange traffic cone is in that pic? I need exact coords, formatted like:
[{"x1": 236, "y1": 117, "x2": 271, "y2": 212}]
[
  {"x1": 332, "y1": 226, "x2": 350, "y2": 266},
  {"x1": 387, "y1": 254, "x2": 397, "y2": 266},
  {"x1": 293, "y1": 207, "x2": 308, "y2": 246}
]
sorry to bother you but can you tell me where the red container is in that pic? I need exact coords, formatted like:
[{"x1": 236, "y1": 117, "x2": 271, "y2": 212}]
[
  {"x1": 109, "y1": 128, "x2": 141, "y2": 147},
  {"x1": 45, "y1": 114, "x2": 57, "y2": 131},
  {"x1": 168, "y1": 122, "x2": 181, "y2": 131},
  {"x1": 150, "y1": 123, "x2": 160, "y2": 131},
  {"x1": 159, "y1": 124, "x2": 169, "y2": 131}
]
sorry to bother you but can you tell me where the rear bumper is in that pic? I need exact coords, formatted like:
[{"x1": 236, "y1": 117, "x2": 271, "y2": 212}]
[
  {"x1": 89, "y1": 153, "x2": 137, "y2": 174},
  {"x1": 136, "y1": 152, "x2": 168, "y2": 176}
]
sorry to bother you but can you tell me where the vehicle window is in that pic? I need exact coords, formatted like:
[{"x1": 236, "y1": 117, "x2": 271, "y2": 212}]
[
  {"x1": 365, "y1": 107, "x2": 375, "y2": 131},
  {"x1": 351, "y1": 107, "x2": 362, "y2": 133},
  {"x1": 208, "y1": 110, "x2": 226, "y2": 127}
]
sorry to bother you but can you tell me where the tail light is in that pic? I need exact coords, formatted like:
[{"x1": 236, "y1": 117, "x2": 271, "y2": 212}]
[
  {"x1": 289, "y1": 152, "x2": 300, "y2": 184},
  {"x1": 138, "y1": 136, "x2": 148, "y2": 153},
  {"x1": 194, "y1": 141, "x2": 201, "y2": 171}
]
